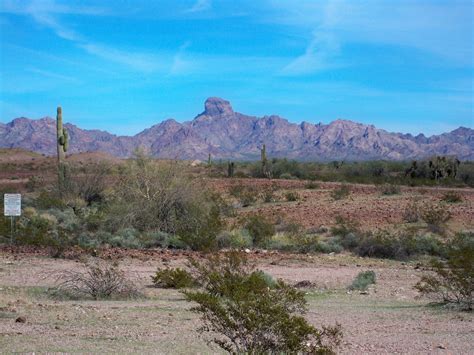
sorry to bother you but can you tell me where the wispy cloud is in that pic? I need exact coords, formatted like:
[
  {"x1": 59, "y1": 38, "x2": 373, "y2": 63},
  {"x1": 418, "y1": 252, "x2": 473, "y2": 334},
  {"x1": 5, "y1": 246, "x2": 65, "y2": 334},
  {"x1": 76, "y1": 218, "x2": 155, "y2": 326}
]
[
  {"x1": 271, "y1": 0, "x2": 473, "y2": 75},
  {"x1": 1, "y1": 0, "x2": 161, "y2": 72},
  {"x1": 186, "y1": 0, "x2": 212, "y2": 13},
  {"x1": 169, "y1": 42, "x2": 195, "y2": 75},
  {"x1": 27, "y1": 67, "x2": 80, "y2": 83}
]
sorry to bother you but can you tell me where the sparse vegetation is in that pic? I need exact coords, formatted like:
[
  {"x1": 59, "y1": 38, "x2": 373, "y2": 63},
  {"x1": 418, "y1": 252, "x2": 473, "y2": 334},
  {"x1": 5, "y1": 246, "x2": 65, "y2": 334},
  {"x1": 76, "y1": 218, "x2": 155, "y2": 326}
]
[{"x1": 285, "y1": 191, "x2": 299, "y2": 201}]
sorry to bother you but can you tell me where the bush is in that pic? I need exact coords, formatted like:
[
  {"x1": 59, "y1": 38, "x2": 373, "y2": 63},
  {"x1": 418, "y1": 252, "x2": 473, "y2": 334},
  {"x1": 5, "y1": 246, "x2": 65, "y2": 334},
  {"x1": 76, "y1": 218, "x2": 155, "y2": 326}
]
[
  {"x1": 54, "y1": 260, "x2": 140, "y2": 300},
  {"x1": 106, "y1": 152, "x2": 223, "y2": 245},
  {"x1": 216, "y1": 230, "x2": 253, "y2": 249},
  {"x1": 152, "y1": 268, "x2": 196, "y2": 289},
  {"x1": 285, "y1": 191, "x2": 299, "y2": 202},
  {"x1": 354, "y1": 231, "x2": 444, "y2": 260},
  {"x1": 441, "y1": 191, "x2": 463, "y2": 203},
  {"x1": 184, "y1": 251, "x2": 342, "y2": 353},
  {"x1": 380, "y1": 184, "x2": 401, "y2": 195},
  {"x1": 403, "y1": 200, "x2": 421, "y2": 223},
  {"x1": 415, "y1": 233, "x2": 473, "y2": 311},
  {"x1": 349, "y1": 271, "x2": 376, "y2": 291},
  {"x1": 331, "y1": 185, "x2": 350, "y2": 200},
  {"x1": 420, "y1": 202, "x2": 451, "y2": 233},
  {"x1": 305, "y1": 182, "x2": 320, "y2": 189},
  {"x1": 331, "y1": 215, "x2": 360, "y2": 237},
  {"x1": 243, "y1": 214, "x2": 275, "y2": 248},
  {"x1": 229, "y1": 184, "x2": 257, "y2": 207}
]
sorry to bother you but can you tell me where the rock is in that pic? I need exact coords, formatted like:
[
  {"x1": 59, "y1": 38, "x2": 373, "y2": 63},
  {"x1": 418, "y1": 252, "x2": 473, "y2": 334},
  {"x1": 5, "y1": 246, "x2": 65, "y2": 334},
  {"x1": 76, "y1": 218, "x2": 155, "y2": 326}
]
[
  {"x1": 244, "y1": 248, "x2": 251, "y2": 253},
  {"x1": 15, "y1": 316, "x2": 26, "y2": 323}
]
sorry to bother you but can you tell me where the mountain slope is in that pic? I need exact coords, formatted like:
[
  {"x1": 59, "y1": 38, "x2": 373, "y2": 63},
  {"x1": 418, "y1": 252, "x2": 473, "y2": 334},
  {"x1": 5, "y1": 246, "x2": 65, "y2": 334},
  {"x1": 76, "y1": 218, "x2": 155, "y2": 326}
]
[{"x1": 1, "y1": 97, "x2": 473, "y2": 160}]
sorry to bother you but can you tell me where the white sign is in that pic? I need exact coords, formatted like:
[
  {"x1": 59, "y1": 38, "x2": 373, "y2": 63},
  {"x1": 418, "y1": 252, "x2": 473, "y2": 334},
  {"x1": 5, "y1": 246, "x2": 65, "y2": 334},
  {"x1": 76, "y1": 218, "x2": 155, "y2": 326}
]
[{"x1": 4, "y1": 194, "x2": 21, "y2": 216}]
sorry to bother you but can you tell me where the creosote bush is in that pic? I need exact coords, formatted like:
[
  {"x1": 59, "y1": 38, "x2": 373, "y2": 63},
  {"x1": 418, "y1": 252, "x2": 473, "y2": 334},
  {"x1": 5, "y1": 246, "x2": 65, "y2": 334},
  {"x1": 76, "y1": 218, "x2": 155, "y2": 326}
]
[
  {"x1": 349, "y1": 271, "x2": 376, "y2": 291},
  {"x1": 184, "y1": 251, "x2": 342, "y2": 354},
  {"x1": 415, "y1": 233, "x2": 473, "y2": 311},
  {"x1": 331, "y1": 185, "x2": 350, "y2": 200},
  {"x1": 242, "y1": 213, "x2": 275, "y2": 247},
  {"x1": 152, "y1": 267, "x2": 196, "y2": 289}
]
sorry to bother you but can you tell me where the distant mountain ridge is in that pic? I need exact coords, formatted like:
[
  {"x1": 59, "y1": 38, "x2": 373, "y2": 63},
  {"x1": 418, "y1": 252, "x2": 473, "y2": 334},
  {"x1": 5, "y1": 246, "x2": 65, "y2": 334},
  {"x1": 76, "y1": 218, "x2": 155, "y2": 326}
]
[{"x1": 1, "y1": 97, "x2": 473, "y2": 161}]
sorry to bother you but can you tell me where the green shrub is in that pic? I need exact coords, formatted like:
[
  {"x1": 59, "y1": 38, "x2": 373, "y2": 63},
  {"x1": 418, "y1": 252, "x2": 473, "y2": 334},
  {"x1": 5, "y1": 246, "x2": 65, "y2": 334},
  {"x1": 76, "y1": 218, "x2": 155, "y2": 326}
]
[
  {"x1": 354, "y1": 231, "x2": 444, "y2": 260},
  {"x1": 216, "y1": 230, "x2": 253, "y2": 249},
  {"x1": 331, "y1": 185, "x2": 350, "y2": 200},
  {"x1": 152, "y1": 268, "x2": 196, "y2": 289},
  {"x1": 106, "y1": 152, "x2": 223, "y2": 243},
  {"x1": 243, "y1": 214, "x2": 275, "y2": 248},
  {"x1": 415, "y1": 233, "x2": 473, "y2": 311},
  {"x1": 441, "y1": 191, "x2": 463, "y2": 203},
  {"x1": 284, "y1": 191, "x2": 299, "y2": 202},
  {"x1": 184, "y1": 251, "x2": 342, "y2": 353},
  {"x1": 349, "y1": 271, "x2": 376, "y2": 291}
]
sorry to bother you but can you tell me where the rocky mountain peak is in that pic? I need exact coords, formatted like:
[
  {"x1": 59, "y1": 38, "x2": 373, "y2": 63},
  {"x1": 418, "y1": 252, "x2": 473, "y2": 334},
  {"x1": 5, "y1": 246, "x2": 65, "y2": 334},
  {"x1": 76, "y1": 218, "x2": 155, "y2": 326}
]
[{"x1": 202, "y1": 97, "x2": 234, "y2": 117}]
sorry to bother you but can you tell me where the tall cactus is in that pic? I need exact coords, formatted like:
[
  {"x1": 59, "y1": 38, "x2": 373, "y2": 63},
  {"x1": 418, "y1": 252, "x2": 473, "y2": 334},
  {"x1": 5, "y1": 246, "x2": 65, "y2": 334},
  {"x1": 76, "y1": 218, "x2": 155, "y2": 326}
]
[
  {"x1": 56, "y1": 106, "x2": 69, "y2": 194},
  {"x1": 261, "y1": 144, "x2": 269, "y2": 178},
  {"x1": 227, "y1": 161, "x2": 234, "y2": 178}
]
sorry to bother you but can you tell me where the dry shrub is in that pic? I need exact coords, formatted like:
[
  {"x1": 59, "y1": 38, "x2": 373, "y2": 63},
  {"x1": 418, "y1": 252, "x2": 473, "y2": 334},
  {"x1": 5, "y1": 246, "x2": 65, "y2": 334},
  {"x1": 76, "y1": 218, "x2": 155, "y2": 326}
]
[
  {"x1": 403, "y1": 200, "x2": 421, "y2": 223},
  {"x1": 415, "y1": 233, "x2": 473, "y2": 311},
  {"x1": 331, "y1": 185, "x2": 350, "y2": 200},
  {"x1": 151, "y1": 267, "x2": 196, "y2": 289},
  {"x1": 441, "y1": 191, "x2": 463, "y2": 203},
  {"x1": 54, "y1": 260, "x2": 140, "y2": 300},
  {"x1": 420, "y1": 202, "x2": 451, "y2": 233}
]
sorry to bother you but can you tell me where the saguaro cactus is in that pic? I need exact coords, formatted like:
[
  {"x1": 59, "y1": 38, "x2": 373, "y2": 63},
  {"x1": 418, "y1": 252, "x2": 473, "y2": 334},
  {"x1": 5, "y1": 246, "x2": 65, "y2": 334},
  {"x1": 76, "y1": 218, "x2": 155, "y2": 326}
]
[
  {"x1": 261, "y1": 144, "x2": 269, "y2": 178},
  {"x1": 56, "y1": 106, "x2": 69, "y2": 194},
  {"x1": 227, "y1": 161, "x2": 235, "y2": 178}
]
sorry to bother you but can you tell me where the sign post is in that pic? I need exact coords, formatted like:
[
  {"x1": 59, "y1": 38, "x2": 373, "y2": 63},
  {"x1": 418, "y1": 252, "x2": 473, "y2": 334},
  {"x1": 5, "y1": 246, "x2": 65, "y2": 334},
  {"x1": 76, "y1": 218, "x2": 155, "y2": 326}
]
[{"x1": 4, "y1": 194, "x2": 21, "y2": 244}]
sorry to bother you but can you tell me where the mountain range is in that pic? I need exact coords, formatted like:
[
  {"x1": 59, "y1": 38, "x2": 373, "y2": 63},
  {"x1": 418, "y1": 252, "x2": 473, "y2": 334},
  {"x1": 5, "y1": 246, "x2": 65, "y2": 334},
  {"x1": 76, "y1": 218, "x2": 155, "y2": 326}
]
[{"x1": 1, "y1": 97, "x2": 473, "y2": 161}]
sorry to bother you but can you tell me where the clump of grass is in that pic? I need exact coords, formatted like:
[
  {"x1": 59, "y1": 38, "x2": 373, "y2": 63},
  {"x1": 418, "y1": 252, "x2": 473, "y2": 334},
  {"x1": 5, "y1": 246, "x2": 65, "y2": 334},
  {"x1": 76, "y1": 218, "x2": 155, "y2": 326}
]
[
  {"x1": 441, "y1": 191, "x2": 463, "y2": 203},
  {"x1": 331, "y1": 185, "x2": 350, "y2": 200},
  {"x1": 151, "y1": 267, "x2": 196, "y2": 289},
  {"x1": 285, "y1": 191, "x2": 299, "y2": 202},
  {"x1": 305, "y1": 182, "x2": 320, "y2": 190},
  {"x1": 349, "y1": 271, "x2": 376, "y2": 291}
]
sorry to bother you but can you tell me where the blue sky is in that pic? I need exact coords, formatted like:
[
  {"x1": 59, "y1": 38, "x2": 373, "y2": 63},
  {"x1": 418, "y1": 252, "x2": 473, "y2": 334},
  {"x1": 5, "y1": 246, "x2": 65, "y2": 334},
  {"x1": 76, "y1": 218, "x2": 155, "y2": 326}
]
[{"x1": 0, "y1": 0, "x2": 472, "y2": 136}]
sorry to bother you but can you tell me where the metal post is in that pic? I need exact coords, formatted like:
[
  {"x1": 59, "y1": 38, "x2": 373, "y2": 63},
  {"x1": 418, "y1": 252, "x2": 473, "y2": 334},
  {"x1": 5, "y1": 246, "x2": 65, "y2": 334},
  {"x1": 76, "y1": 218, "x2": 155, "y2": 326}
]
[{"x1": 10, "y1": 216, "x2": 13, "y2": 245}]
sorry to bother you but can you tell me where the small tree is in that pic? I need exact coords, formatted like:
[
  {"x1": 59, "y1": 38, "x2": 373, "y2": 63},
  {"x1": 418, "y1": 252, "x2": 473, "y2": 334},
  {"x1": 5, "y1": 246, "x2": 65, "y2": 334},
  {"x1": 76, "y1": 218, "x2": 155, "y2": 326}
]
[
  {"x1": 415, "y1": 233, "x2": 473, "y2": 311},
  {"x1": 184, "y1": 251, "x2": 342, "y2": 353}
]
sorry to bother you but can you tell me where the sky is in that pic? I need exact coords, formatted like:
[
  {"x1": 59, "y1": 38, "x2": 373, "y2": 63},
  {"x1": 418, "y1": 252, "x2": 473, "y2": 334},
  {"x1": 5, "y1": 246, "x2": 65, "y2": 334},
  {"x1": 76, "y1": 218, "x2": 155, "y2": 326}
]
[{"x1": 0, "y1": 0, "x2": 472, "y2": 136}]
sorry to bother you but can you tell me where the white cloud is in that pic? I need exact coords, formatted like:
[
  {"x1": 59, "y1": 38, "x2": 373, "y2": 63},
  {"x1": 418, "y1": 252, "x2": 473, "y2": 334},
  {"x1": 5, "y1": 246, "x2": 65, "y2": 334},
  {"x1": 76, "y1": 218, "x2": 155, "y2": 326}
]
[{"x1": 186, "y1": 0, "x2": 212, "y2": 13}]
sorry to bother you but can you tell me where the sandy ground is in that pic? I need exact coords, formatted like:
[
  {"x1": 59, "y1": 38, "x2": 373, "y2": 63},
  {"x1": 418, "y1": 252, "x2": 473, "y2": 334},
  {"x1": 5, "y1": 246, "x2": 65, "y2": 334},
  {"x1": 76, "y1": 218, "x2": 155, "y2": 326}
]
[{"x1": 0, "y1": 251, "x2": 472, "y2": 354}]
